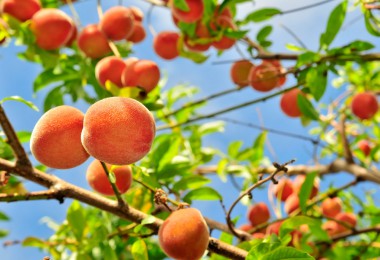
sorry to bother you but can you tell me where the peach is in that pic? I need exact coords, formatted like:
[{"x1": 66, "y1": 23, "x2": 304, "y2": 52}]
[
  {"x1": 351, "y1": 92, "x2": 378, "y2": 120},
  {"x1": 263, "y1": 60, "x2": 286, "y2": 86},
  {"x1": 153, "y1": 31, "x2": 180, "y2": 60},
  {"x1": 78, "y1": 24, "x2": 111, "y2": 58},
  {"x1": 170, "y1": 0, "x2": 204, "y2": 23},
  {"x1": 280, "y1": 88, "x2": 305, "y2": 118},
  {"x1": 65, "y1": 25, "x2": 77, "y2": 47},
  {"x1": 212, "y1": 35, "x2": 236, "y2": 50},
  {"x1": 1, "y1": 0, "x2": 41, "y2": 22},
  {"x1": 99, "y1": 6, "x2": 134, "y2": 41},
  {"x1": 273, "y1": 178, "x2": 294, "y2": 202},
  {"x1": 230, "y1": 60, "x2": 254, "y2": 87},
  {"x1": 130, "y1": 6, "x2": 144, "y2": 22},
  {"x1": 321, "y1": 197, "x2": 342, "y2": 218},
  {"x1": 81, "y1": 97, "x2": 155, "y2": 165},
  {"x1": 30, "y1": 8, "x2": 74, "y2": 50},
  {"x1": 322, "y1": 220, "x2": 339, "y2": 237},
  {"x1": 358, "y1": 140, "x2": 372, "y2": 157},
  {"x1": 266, "y1": 221, "x2": 283, "y2": 236},
  {"x1": 121, "y1": 59, "x2": 160, "y2": 93},
  {"x1": 249, "y1": 62, "x2": 279, "y2": 92},
  {"x1": 30, "y1": 106, "x2": 89, "y2": 169},
  {"x1": 125, "y1": 22, "x2": 146, "y2": 43},
  {"x1": 95, "y1": 56, "x2": 126, "y2": 88},
  {"x1": 284, "y1": 193, "x2": 300, "y2": 215},
  {"x1": 184, "y1": 22, "x2": 212, "y2": 52},
  {"x1": 335, "y1": 212, "x2": 357, "y2": 233},
  {"x1": 86, "y1": 160, "x2": 132, "y2": 196},
  {"x1": 159, "y1": 208, "x2": 209, "y2": 260},
  {"x1": 293, "y1": 175, "x2": 319, "y2": 199},
  {"x1": 212, "y1": 5, "x2": 233, "y2": 29},
  {"x1": 238, "y1": 223, "x2": 253, "y2": 233},
  {"x1": 252, "y1": 232, "x2": 266, "y2": 239},
  {"x1": 247, "y1": 202, "x2": 270, "y2": 226}
]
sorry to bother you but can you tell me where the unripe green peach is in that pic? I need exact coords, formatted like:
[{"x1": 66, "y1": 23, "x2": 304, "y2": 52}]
[
  {"x1": 100, "y1": 6, "x2": 134, "y2": 41},
  {"x1": 78, "y1": 24, "x2": 111, "y2": 58},
  {"x1": 86, "y1": 160, "x2": 132, "y2": 196},
  {"x1": 153, "y1": 31, "x2": 180, "y2": 60},
  {"x1": 30, "y1": 8, "x2": 75, "y2": 50},
  {"x1": 159, "y1": 208, "x2": 209, "y2": 260},
  {"x1": 1, "y1": 0, "x2": 41, "y2": 22},
  {"x1": 81, "y1": 97, "x2": 155, "y2": 165},
  {"x1": 30, "y1": 106, "x2": 89, "y2": 169}
]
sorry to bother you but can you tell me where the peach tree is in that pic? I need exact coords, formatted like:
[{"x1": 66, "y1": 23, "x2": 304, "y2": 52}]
[{"x1": 0, "y1": 0, "x2": 379, "y2": 259}]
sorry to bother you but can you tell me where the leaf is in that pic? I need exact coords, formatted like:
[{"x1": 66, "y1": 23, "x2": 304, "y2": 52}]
[
  {"x1": 243, "y1": 8, "x2": 282, "y2": 23},
  {"x1": 261, "y1": 246, "x2": 314, "y2": 259},
  {"x1": 228, "y1": 141, "x2": 243, "y2": 158},
  {"x1": 0, "y1": 211, "x2": 10, "y2": 221},
  {"x1": 364, "y1": 10, "x2": 380, "y2": 37},
  {"x1": 108, "y1": 170, "x2": 116, "y2": 184},
  {"x1": 198, "y1": 121, "x2": 225, "y2": 135},
  {"x1": 297, "y1": 95, "x2": 319, "y2": 121},
  {"x1": 67, "y1": 200, "x2": 86, "y2": 240},
  {"x1": 131, "y1": 239, "x2": 149, "y2": 260},
  {"x1": 173, "y1": 0, "x2": 189, "y2": 11},
  {"x1": 16, "y1": 131, "x2": 32, "y2": 143},
  {"x1": 173, "y1": 175, "x2": 211, "y2": 191},
  {"x1": 257, "y1": 25, "x2": 273, "y2": 46},
  {"x1": 298, "y1": 172, "x2": 318, "y2": 213},
  {"x1": 183, "y1": 187, "x2": 222, "y2": 203},
  {"x1": 279, "y1": 216, "x2": 329, "y2": 242},
  {"x1": 250, "y1": 132, "x2": 267, "y2": 166},
  {"x1": 0, "y1": 229, "x2": 8, "y2": 238},
  {"x1": 0, "y1": 96, "x2": 39, "y2": 111},
  {"x1": 141, "y1": 215, "x2": 156, "y2": 226},
  {"x1": 305, "y1": 66, "x2": 327, "y2": 101},
  {"x1": 22, "y1": 237, "x2": 46, "y2": 248},
  {"x1": 217, "y1": 158, "x2": 228, "y2": 182},
  {"x1": 319, "y1": 0, "x2": 347, "y2": 49}
]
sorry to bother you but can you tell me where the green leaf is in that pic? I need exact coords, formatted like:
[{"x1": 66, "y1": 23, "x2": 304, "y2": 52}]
[
  {"x1": 173, "y1": 0, "x2": 190, "y2": 12},
  {"x1": 22, "y1": 237, "x2": 46, "y2": 248},
  {"x1": 183, "y1": 187, "x2": 222, "y2": 203},
  {"x1": 0, "y1": 96, "x2": 39, "y2": 112},
  {"x1": 250, "y1": 132, "x2": 267, "y2": 166},
  {"x1": 43, "y1": 86, "x2": 64, "y2": 112},
  {"x1": 298, "y1": 172, "x2": 317, "y2": 213},
  {"x1": 305, "y1": 66, "x2": 327, "y2": 101},
  {"x1": 257, "y1": 25, "x2": 273, "y2": 47},
  {"x1": 141, "y1": 215, "x2": 156, "y2": 226},
  {"x1": 0, "y1": 229, "x2": 8, "y2": 238},
  {"x1": 16, "y1": 131, "x2": 32, "y2": 143},
  {"x1": 364, "y1": 11, "x2": 380, "y2": 36},
  {"x1": 0, "y1": 211, "x2": 10, "y2": 221},
  {"x1": 67, "y1": 200, "x2": 86, "y2": 240},
  {"x1": 217, "y1": 158, "x2": 228, "y2": 182},
  {"x1": 243, "y1": 8, "x2": 282, "y2": 23},
  {"x1": 198, "y1": 121, "x2": 225, "y2": 135},
  {"x1": 286, "y1": 44, "x2": 307, "y2": 52},
  {"x1": 108, "y1": 170, "x2": 116, "y2": 184},
  {"x1": 319, "y1": 0, "x2": 347, "y2": 49},
  {"x1": 297, "y1": 95, "x2": 319, "y2": 121},
  {"x1": 261, "y1": 246, "x2": 314, "y2": 259},
  {"x1": 279, "y1": 216, "x2": 329, "y2": 241},
  {"x1": 173, "y1": 175, "x2": 211, "y2": 191},
  {"x1": 296, "y1": 52, "x2": 320, "y2": 67},
  {"x1": 228, "y1": 141, "x2": 243, "y2": 158},
  {"x1": 131, "y1": 239, "x2": 149, "y2": 260}
]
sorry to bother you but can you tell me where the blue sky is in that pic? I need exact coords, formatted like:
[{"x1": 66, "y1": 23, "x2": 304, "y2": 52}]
[{"x1": 0, "y1": 0, "x2": 379, "y2": 258}]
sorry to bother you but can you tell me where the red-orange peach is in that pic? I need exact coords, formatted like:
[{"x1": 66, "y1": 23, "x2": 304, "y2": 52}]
[
  {"x1": 351, "y1": 92, "x2": 378, "y2": 120},
  {"x1": 121, "y1": 60, "x2": 160, "y2": 93},
  {"x1": 99, "y1": 6, "x2": 134, "y2": 41},
  {"x1": 321, "y1": 197, "x2": 342, "y2": 218},
  {"x1": 249, "y1": 62, "x2": 279, "y2": 92},
  {"x1": 30, "y1": 106, "x2": 89, "y2": 169},
  {"x1": 81, "y1": 97, "x2": 155, "y2": 165},
  {"x1": 230, "y1": 60, "x2": 254, "y2": 87},
  {"x1": 273, "y1": 178, "x2": 294, "y2": 202},
  {"x1": 153, "y1": 31, "x2": 180, "y2": 60},
  {"x1": 95, "y1": 56, "x2": 126, "y2": 88},
  {"x1": 1, "y1": 0, "x2": 41, "y2": 22},
  {"x1": 30, "y1": 8, "x2": 74, "y2": 50},
  {"x1": 130, "y1": 6, "x2": 144, "y2": 22},
  {"x1": 358, "y1": 140, "x2": 372, "y2": 157},
  {"x1": 86, "y1": 160, "x2": 132, "y2": 196},
  {"x1": 322, "y1": 220, "x2": 339, "y2": 237},
  {"x1": 266, "y1": 221, "x2": 283, "y2": 236},
  {"x1": 263, "y1": 60, "x2": 286, "y2": 86},
  {"x1": 280, "y1": 88, "x2": 304, "y2": 118},
  {"x1": 247, "y1": 202, "x2": 270, "y2": 226},
  {"x1": 170, "y1": 0, "x2": 204, "y2": 23},
  {"x1": 159, "y1": 208, "x2": 209, "y2": 260},
  {"x1": 293, "y1": 175, "x2": 319, "y2": 199},
  {"x1": 335, "y1": 212, "x2": 357, "y2": 233},
  {"x1": 78, "y1": 24, "x2": 111, "y2": 58},
  {"x1": 284, "y1": 193, "x2": 300, "y2": 215},
  {"x1": 125, "y1": 22, "x2": 146, "y2": 43}
]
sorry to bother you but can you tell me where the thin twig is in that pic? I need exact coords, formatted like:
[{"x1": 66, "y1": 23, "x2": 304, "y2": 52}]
[
  {"x1": 0, "y1": 189, "x2": 64, "y2": 203},
  {"x1": 100, "y1": 161, "x2": 126, "y2": 207}
]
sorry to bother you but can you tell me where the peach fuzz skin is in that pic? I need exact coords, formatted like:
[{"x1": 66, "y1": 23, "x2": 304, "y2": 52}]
[
  {"x1": 86, "y1": 160, "x2": 132, "y2": 196},
  {"x1": 30, "y1": 105, "x2": 89, "y2": 169},
  {"x1": 158, "y1": 208, "x2": 209, "y2": 260},
  {"x1": 81, "y1": 97, "x2": 156, "y2": 165}
]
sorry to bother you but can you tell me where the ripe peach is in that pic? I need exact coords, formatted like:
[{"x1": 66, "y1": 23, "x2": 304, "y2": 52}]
[
  {"x1": 86, "y1": 160, "x2": 132, "y2": 196},
  {"x1": 95, "y1": 56, "x2": 126, "y2": 88},
  {"x1": 280, "y1": 88, "x2": 305, "y2": 118},
  {"x1": 358, "y1": 140, "x2": 372, "y2": 157},
  {"x1": 263, "y1": 60, "x2": 286, "y2": 86},
  {"x1": 351, "y1": 92, "x2": 378, "y2": 120},
  {"x1": 153, "y1": 31, "x2": 180, "y2": 60},
  {"x1": 273, "y1": 178, "x2": 294, "y2": 202},
  {"x1": 121, "y1": 60, "x2": 160, "y2": 93},
  {"x1": 212, "y1": 35, "x2": 236, "y2": 50},
  {"x1": 266, "y1": 221, "x2": 283, "y2": 236},
  {"x1": 130, "y1": 6, "x2": 144, "y2": 22},
  {"x1": 78, "y1": 24, "x2": 111, "y2": 58},
  {"x1": 247, "y1": 202, "x2": 270, "y2": 226},
  {"x1": 335, "y1": 212, "x2": 357, "y2": 233},
  {"x1": 249, "y1": 62, "x2": 279, "y2": 92},
  {"x1": 284, "y1": 193, "x2": 300, "y2": 215},
  {"x1": 184, "y1": 22, "x2": 211, "y2": 52},
  {"x1": 322, "y1": 220, "x2": 339, "y2": 237},
  {"x1": 252, "y1": 232, "x2": 266, "y2": 239},
  {"x1": 81, "y1": 97, "x2": 155, "y2": 165},
  {"x1": 1, "y1": 0, "x2": 41, "y2": 22},
  {"x1": 100, "y1": 6, "x2": 134, "y2": 41},
  {"x1": 125, "y1": 22, "x2": 146, "y2": 43},
  {"x1": 159, "y1": 208, "x2": 209, "y2": 260},
  {"x1": 212, "y1": 5, "x2": 233, "y2": 28},
  {"x1": 30, "y1": 106, "x2": 89, "y2": 169},
  {"x1": 230, "y1": 60, "x2": 254, "y2": 87},
  {"x1": 293, "y1": 175, "x2": 319, "y2": 199},
  {"x1": 238, "y1": 223, "x2": 253, "y2": 233},
  {"x1": 170, "y1": 0, "x2": 204, "y2": 23},
  {"x1": 321, "y1": 197, "x2": 342, "y2": 218},
  {"x1": 30, "y1": 8, "x2": 74, "y2": 50}
]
